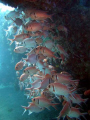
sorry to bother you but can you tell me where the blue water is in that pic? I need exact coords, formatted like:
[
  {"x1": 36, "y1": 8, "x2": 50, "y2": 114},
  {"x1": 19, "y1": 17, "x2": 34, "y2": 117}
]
[{"x1": 0, "y1": 88, "x2": 60, "y2": 120}]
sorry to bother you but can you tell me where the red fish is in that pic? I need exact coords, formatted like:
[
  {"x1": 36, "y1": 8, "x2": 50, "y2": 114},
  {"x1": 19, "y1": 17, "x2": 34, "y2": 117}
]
[
  {"x1": 14, "y1": 46, "x2": 27, "y2": 53},
  {"x1": 84, "y1": 89, "x2": 90, "y2": 96},
  {"x1": 8, "y1": 33, "x2": 29, "y2": 45},
  {"x1": 24, "y1": 21, "x2": 43, "y2": 32},
  {"x1": 32, "y1": 96, "x2": 58, "y2": 110},
  {"x1": 21, "y1": 102, "x2": 44, "y2": 115},
  {"x1": 67, "y1": 107, "x2": 87, "y2": 119},
  {"x1": 57, "y1": 102, "x2": 71, "y2": 120},
  {"x1": 30, "y1": 10, "x2": 52, "y2": 21},
  {"x1": 15, "y1": 61, "x2": 24, "y2": 71},
  {"x1": 23, "y1": 66, "x2": 39, "y2": 76},
  {"x1": 19, "y1": 73, "x2": 29, "y2": 82}
]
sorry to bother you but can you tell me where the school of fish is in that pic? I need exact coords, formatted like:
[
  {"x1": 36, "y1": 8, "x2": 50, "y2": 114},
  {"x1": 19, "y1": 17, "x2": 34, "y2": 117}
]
[{"x1": 5, "y1": 6, "x2": 89, "y2": 120}]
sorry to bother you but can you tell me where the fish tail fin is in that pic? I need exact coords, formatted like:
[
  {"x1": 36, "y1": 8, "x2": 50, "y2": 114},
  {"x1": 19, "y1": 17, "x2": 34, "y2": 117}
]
[
  {"x1": 84, "y1": 98, "x2": 89, "y2": 103},
  {"x1": 69, "y1": 92, "x2": 77, "y2": 100},
  {"x1": 81, "y1": 113, "x2": 88, "y2": 120},
  {"x1": 83, "y1": 98, "x2": 89, "y2": 106},
  {"x1": 70, "y1": 86, "x2": 77, "y2": 93},
  {"x1": 4, "y1": 29, "x2": 8, "y2": 36},
  {"x1": 21, "y1": 106, "x2": 27, "y2": 115},
  {"x1": 7, "y1": 38, "x2": 14, "y2": 45}
]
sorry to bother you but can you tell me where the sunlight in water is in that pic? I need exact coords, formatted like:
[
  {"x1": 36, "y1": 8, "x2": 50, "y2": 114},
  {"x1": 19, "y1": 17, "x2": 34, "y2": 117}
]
[{"x1": 0, "y1": 3, "x2": 15, "y2": 12}]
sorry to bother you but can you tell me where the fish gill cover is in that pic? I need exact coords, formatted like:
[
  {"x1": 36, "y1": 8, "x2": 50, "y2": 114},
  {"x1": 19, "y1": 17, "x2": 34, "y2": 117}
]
[{"x1": 0, "y1": 0, "x2": 90, "y2": 120}]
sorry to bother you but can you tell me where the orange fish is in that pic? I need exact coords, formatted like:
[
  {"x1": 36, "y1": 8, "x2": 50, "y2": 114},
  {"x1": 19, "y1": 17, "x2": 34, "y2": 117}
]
[
  {"x1": 37, "y1": 74, "x2": 53, "y2": 89},
  {"x1": 19, "y1": 73, "x2": 29, "y2": 82},
  {"x1": 23, "y1": 66, "x2": 39, "y2": 76},
  {"x1": 14, "y1": 46, "x2": 27, "y2": 53},
  {"x1": 8, "y1": 33, "x2": 29, "y2": 45},
  {"x1": 84, "y1": 89, "x2": 90, "y2": 96},
  {"x1": 30, "y1": 10, "x2": 52, "y2": 21},
  {"x1": 21, "y1": 102, "x2": 44, "y2": 115},
  {"x1": 57, "y1": 101, "x2": 70, "y2": 120},
  {"x1": 47, "y1": 82, "x2": 73, "y2": 101},
  {"x1": 70, "y1": 93, "x2": 88, "y2": 105},
  {"x1": 31, "y1": 46, "x2": 60, "y2": 59},
  {"x1": 41, "y1": 90, "x2": 54, "y2": 99},
  {"x1": 32, "y1": 96, "x2": 58, "y2": 110},
  {"x1": 24, "y1": 21, "x2": 43, "y2": 32},
  {"x1": 51, "y1": 73, "x2": 78, "y2": 87},
  {"x1": 15, "y1": 61, "x2": 24, "y2": 71},
  {"x1": 67, "y1": 107, "x2": 87, "y2": 119}
]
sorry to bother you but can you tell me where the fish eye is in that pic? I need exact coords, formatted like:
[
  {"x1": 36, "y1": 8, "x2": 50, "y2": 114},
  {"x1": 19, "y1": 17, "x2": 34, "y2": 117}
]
[
  {"x1": 33, "y1": 98, "x2": 35, "y2": 101},
  {"x1": 23, "y1": 70, "x2": 25, "y2": 72}
]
